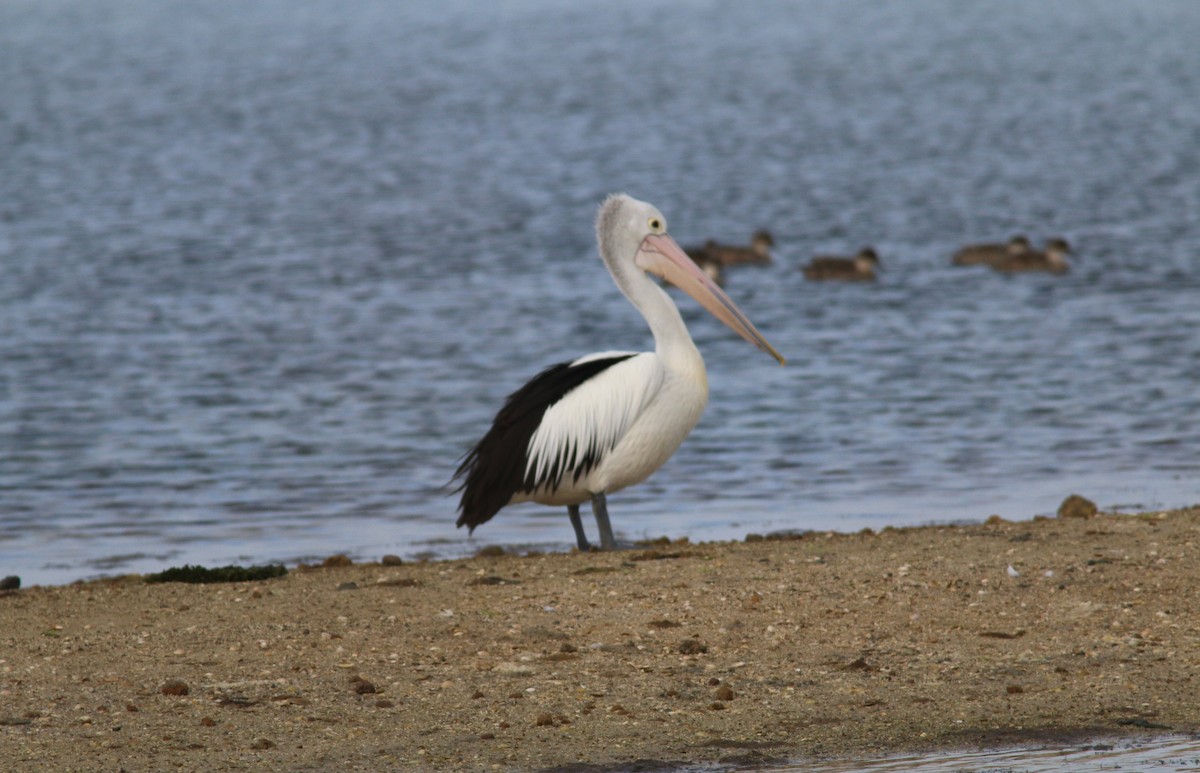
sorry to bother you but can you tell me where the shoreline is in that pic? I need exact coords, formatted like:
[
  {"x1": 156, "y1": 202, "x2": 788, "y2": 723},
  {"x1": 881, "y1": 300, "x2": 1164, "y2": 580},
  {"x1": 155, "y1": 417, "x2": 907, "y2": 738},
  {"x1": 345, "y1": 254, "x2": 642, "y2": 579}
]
[{"x1": 2, "y1": 506, "x2": 1199, "y2": 770}]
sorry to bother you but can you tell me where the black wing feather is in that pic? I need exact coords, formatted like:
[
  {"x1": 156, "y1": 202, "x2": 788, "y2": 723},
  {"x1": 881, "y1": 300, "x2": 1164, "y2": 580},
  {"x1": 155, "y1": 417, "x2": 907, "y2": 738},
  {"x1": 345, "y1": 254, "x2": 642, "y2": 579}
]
[{"x1": 453, "y1": 354, "x2": 636, "y2": 532}]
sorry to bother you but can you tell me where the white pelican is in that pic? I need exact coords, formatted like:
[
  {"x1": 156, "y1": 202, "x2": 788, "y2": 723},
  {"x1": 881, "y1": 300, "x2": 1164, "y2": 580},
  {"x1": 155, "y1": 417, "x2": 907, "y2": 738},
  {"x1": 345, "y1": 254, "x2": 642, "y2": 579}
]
[
  {"x1": 681, "y1": 243, "x2": 725, "y2": 285},
  {"x1": 802, "y1": 247, "x2": 880, "y2": 282},
  {"x1": 453, "y1": 194, "x2": 784, "y2": 551}
]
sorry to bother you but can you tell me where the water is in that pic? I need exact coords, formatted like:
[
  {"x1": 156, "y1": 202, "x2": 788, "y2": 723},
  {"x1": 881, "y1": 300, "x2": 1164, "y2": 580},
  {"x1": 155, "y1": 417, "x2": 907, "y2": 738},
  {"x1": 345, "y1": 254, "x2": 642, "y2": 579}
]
[
  {"x1": 2, "y1": 0, "x2": 1199, "y2": 586},
  {"x1": 782, "y1": 736, "x2": 1200, "y2": 773}
]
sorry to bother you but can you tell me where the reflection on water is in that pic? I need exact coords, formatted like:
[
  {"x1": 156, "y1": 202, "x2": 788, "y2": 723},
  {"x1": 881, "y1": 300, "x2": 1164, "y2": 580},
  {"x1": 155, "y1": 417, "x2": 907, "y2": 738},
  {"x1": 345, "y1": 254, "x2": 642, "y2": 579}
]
[
  {"x1": 2, "y1": 0, "x2": 1199, "y2": 584},
  {"x1": 777, "y1": 736, "x2": 1200, "y2": 773}
]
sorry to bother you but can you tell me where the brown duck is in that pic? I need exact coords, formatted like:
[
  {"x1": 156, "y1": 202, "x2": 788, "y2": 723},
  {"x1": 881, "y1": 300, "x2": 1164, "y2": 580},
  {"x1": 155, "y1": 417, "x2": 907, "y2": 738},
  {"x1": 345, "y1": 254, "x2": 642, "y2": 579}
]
[
  {"x1": 952, "y1": 235, "x2": 1030, "y2": 266},
  {"x1": 802, "y1": 247, "x2": 880, "y2": 281},
  {"x1": 990, "y1": 238, "x2": 1072, "y2": 274},
  {"x1": 685, "y1": 230, "x2": 774, "y2": 267}
]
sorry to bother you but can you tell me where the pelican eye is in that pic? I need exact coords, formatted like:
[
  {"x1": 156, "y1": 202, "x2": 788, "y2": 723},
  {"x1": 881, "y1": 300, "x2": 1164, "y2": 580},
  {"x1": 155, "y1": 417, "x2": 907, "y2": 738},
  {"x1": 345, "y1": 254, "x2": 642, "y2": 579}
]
[{"x1": 648, "y1": 217, "x2": 664, "y2": 233}]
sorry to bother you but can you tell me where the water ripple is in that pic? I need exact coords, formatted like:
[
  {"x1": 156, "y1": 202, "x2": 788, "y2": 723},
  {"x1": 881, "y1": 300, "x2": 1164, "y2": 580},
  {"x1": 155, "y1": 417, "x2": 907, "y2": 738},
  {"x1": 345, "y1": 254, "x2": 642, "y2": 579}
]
[{"x1": 2, "y1": 0, "x2": 1199, "y2": 584}]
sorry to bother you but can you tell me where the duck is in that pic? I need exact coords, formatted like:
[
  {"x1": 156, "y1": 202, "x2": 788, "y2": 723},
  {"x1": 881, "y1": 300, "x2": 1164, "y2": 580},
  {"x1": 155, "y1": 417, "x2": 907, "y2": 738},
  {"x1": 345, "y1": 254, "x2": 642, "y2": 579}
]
[
  {"x1": 802, "y1": 247, "x2": 880, "y2": 281},
  {"x1": 952, "y1": 235, "x2": 1030, "y2": 266},
  {"x1": 685, "y1": 230, "x2": 774, "y2": 268},
  {"x1": 990, "y1": 238, "x2": 1072, "y2": 275}
]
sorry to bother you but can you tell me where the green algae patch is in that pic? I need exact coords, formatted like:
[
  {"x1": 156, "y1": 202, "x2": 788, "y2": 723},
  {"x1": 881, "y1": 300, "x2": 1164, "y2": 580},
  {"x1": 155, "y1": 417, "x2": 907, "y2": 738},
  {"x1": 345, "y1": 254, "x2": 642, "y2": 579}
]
[{"x1": 143, "y1": 564, "x2": 287, "y2": 584}]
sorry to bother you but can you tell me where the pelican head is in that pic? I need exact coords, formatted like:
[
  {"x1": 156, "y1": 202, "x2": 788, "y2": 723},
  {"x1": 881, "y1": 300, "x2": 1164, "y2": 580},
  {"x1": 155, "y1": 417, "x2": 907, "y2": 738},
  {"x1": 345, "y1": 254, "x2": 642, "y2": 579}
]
[{"x1": 596, "y1": 194, "x2": 784, "y2": 364}]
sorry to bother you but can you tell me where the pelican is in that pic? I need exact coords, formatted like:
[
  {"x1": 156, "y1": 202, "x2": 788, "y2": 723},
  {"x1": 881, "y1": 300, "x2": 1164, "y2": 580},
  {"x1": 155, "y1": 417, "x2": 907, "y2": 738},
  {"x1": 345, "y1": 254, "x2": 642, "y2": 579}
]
[
  {"x1": 802, "y1": 247, "x2": 880, "y2": 281},
  {"x1": 991, "y1": 237, "x2": 1072, "y2": 274},
  {"x1": 952, "y1": 235, "x2": 1030, "y2": 266},
  {"x1": 453, "y1": 194, "x2": 784, "y2": 551},
  {"x1": 681, "y1": 243, "x2": 725, "y2": 284}
]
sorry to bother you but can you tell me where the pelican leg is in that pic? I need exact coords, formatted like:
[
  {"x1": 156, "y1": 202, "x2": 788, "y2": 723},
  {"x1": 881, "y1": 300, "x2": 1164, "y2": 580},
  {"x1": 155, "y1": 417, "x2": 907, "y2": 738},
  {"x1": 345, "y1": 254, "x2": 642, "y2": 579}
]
[
  {"x1": 567, "y1": 504, "x2": 591, "y2": 551},
  {"x1": 591, "y1": 492, "x2": 617, "y2": 550}
]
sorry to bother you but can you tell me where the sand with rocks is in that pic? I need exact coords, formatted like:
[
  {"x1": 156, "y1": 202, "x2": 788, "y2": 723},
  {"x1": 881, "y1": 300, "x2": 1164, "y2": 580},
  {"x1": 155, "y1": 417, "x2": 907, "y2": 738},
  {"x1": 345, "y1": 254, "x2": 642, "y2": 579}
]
[{"x1": 2, "y1": 506, "x2": 1199, "y2": 771}]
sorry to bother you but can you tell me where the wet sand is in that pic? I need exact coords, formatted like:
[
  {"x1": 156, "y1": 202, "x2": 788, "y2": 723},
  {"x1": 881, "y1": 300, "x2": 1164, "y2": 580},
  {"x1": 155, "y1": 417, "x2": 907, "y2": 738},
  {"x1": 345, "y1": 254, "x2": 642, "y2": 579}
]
[{"x1": 2, "y1": 506, "x2": 1199, "y2": 771}]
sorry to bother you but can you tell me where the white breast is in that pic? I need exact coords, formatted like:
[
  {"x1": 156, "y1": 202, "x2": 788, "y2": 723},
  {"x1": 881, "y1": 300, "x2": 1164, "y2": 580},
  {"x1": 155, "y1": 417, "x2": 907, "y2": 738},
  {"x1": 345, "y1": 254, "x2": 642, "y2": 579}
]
[{"x1": 590, "y1": 363, "x2": 708, "y2": 495}]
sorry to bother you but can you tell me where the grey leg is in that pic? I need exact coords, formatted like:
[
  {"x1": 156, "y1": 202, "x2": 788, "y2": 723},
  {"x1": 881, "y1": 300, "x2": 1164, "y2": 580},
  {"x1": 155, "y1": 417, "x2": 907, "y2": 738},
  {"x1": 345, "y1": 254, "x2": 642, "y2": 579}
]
[
  {"x1": 591, "y1": 492, "x2": 616, "y2": 550},
  {"x1": 567, "y1": 504, "x2": 591, "y2": 551}
]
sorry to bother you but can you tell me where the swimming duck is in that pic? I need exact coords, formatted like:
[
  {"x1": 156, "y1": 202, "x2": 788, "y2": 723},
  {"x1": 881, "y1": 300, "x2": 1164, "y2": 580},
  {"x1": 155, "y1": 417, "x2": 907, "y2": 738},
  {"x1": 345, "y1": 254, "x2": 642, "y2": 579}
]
[
  {"x1": 802, "y1": 247, "x2": 880, "y2": 281},
  {"x1": 952, "y1": 235, "x2": 1030, "y2": 266},
  {"x1": 685, "y1": 230, "x2": 774, "y2": 267},
  {"x1": 990, "y1": 238, "x2": 1072, "y2": 275}
]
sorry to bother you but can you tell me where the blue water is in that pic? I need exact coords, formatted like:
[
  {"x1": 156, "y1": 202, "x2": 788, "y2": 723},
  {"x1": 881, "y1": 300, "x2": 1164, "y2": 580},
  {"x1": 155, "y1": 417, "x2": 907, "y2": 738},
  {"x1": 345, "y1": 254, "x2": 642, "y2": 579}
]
[
  {"x1": 781, "y1": 735, "x2": 1200, "y2": 773},
  {"x1": 2, "y1": 0, "x2": 1199, "y2": 585}
]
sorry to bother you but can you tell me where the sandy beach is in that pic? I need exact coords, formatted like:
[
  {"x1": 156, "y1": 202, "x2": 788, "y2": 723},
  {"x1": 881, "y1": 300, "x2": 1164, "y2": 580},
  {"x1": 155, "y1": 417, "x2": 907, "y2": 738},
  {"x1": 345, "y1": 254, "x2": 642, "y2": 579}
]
[{"x1": 2, "y1": 505, "x2": 1199, "y2": 771}]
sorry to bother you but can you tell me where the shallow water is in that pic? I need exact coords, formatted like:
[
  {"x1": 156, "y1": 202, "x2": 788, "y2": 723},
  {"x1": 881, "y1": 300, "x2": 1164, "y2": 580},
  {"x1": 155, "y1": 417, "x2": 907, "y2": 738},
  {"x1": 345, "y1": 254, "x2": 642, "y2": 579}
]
[
  {"x1": 782, "y1": 736, "x2": 1200, "y2": 773},
  {"x1": 2, "y1": 0, "x2": 1199, "y2": 584}
]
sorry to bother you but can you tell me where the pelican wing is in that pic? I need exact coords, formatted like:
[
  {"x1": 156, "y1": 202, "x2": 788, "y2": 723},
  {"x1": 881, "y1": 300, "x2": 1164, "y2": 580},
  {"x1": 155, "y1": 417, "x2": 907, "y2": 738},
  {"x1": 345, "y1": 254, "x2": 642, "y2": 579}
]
[
  {"x1": 455, "y1": 351, "x2": 660, "y2": 531},
  {"x1": 524, "y1": 351, "x2": 663, "y2": 493}
]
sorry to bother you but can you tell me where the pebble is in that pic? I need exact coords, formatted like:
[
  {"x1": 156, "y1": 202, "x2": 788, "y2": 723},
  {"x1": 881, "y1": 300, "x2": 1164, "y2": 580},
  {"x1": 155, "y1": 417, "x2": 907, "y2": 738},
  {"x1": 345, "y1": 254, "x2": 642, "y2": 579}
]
[
  {"x1": 376, "y1": 577, "x2": 420, "y2": 587},
  {"x1": 250, "y1": 738, "x2": 275, "y2": 750},
  {"x1": 1058, "y1": 494, "x2": 1098, "y2": 519},
  {"x1": 160, "y1": 679, "x2": 189, "y2": 696},
  {"x1": 678, "y1": 639, "x2": 708, "y2": 655},
  {"x1": 350, "y1": 676, "x2": 378, "y2": 694},
  {"x1": 534, "y1": 713, "x2": 555, "y2": 726},
  {"x1": 336, "y1": 581, "x2": 359, "y2": 591},
  {"x1": 716, "y1": 685, "x2": 735, "y2": 701}
]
